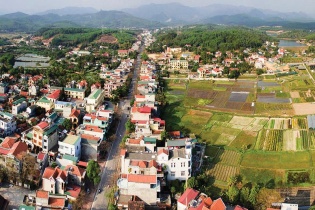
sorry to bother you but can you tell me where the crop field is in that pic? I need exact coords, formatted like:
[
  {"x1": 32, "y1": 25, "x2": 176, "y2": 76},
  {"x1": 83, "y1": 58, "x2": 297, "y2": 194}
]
[
  {"x1": 207, "y1": 149, "x2": 241, "y2": 183},
  {"x1": 265, "y1": 118, "x2": 291, "y2": 129},
  {"x1": 255, "y1": 103, "x2": 294, "y2": 115},
  {"x1": 292, "y1": 118, "x2": 307, "y2": 129},
  {"x1": 229, "y1": 130, "x2": 257, "y2": 149}
]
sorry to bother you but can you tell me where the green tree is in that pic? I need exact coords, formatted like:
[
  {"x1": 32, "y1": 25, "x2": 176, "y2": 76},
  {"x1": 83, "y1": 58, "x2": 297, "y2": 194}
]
[
  {"x1": 240, "y1": 187, "x2": 250, "y2": 205},
  {"x1": 125, "y1": 119, "x2": 135, "y2": 133},
  {"x1": 62, "y1": 119, "x2": 73, "y2": 131},
  {"x1": 255, "y1": 188, "x2": 281, "y2": 210},
  {"x1": 186, "y1": 177, "x2": 198, "y2": 189},
  {"x1": 86, "y1": 160, "x2": 101, "y2": 185},
  {"x1": 141, "y1": 53, "x2": 149, "y2": 61},
  {"x1": 170, "y1": 186, "x2": 176, "y2": 197},
  {"x1": 226, "y1": 185, "x2": 240, "y2": 204}
]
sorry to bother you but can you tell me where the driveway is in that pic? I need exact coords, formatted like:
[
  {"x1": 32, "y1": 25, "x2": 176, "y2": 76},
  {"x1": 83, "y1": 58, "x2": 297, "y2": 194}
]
[{"x1": 0, "y1": 183, "x2": 35, "y2": 209}]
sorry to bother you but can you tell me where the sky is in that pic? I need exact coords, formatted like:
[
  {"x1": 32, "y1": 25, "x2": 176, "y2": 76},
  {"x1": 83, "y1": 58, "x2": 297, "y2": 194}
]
[{"x1": 0, "y1": 0, "x2": 314, "y2": 15}]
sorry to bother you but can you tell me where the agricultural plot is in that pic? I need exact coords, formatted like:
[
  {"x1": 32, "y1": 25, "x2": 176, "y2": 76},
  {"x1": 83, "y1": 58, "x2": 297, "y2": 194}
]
[
  {"x1": 228, "y1": 92, "x2": 249, "y2": 102},
  {"x1": 309, "y1": 131, "x2": 315, "y2": 149},
  {"x1": 296, "y1": 130, "x2": 310, "y2": 150},
  {"x1": 207, "y1": 150, "x2": 241, "y2": 183},
  {"x1": 292, "y1": 118, "x2": 307, "y2": 129},
  {"x1": 257, "y1": 81, "x2": 280, "y2": 87},
  {"x1": 263, "y1": 130, "x2": 284, "y2": 151},
  {"x1": 229, "y1": 116, "x2": 254, "y2": 126},
  {"x1": 283, "y1": 130, "x2": 296, "y2": 151},
  {"x1": 204, "y1": 145, "x2": 221, "y2": 158},
  {"x1": 229, "y1": 130, "x2": 258, "y2": 149},
  {"x1": 255, "y1": 103, "x2": 294, "y2": 115},
  {"x1": 266, "y1": 118, "x2": 291, "y2": 129}
]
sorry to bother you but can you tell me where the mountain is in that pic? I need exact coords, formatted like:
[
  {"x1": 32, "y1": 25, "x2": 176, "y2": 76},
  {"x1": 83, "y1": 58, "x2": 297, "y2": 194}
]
[
  {"x1": 122, "y1": 3, "x2": 314, "y2": 25},
  {"x1": 36, "y1": 7, "x2": 98, "y2": 16},
  {"x1": 0, "y1": 10, "x2": 163, "y2": 32}
]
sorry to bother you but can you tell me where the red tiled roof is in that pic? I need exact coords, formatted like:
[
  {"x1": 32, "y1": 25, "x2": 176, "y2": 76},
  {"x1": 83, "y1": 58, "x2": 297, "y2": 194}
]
[
  {"x1": 37, "y1": 152, "x2": 46, "y2": 161},
  {"x1": 0, "y1": 147, "x2": 10, "y2": 155},
  {"x1": 40, "y1": 89, "x2": 49, "y2": 94},
  {"x1": 118, "y1": 50, "x2": 128, "y2": 54},
  {"x1": 128, "y1": 174, "x2": 156, "y2": 183},
  {"x1": 64, "y1": 165, "x2": 85, "y2": 177},
  {"x1": 169, "y1": 131, "x2": 180, "y2": 138},
  {"x1": 128, "y1": 139, "x2": 141, "y2": 144},
  {"x1": 49, "y1": 197, "x2": 65, "y2": 207},
  {"x1": 135, "y1": 95, "x2": 145, "y2": 99},
  {"x1": 234, "y1": 205, "x2": 248, "y2": 210},
  {"x1": 120, "y1": 149, "x2": 127, "y2": 156},
  {"x1": 81, "y1": 134, "x2": 100, "y2": 141},
  {"x1": 178, "y1": 188, "x2": 199, "y2": 205},
  {"x1": 148, "y1": 160, "x2": 158, "y2": 168},
  {"x1": 158, "y1": 148, "x2": 169, "y2": 156},
  {"x1": 131, "y1": 120, "x2": 149, "y2": 125},
  {"x1": 1, "y1": 137, "x2": 16, "y2": 149},
  {"x1": 42, "y1": 167, "x2": 56, "y2": 179},
  {"x1": 67, "y1": 185, "x2": 81, "y2": 198},
  {"x1": 140, "y1": 76, "x2": 149, "y2": 80},
  {"x1": 204, "y1": 197, "x2": 213, "y2": 207},
  {"x1": 36, "y1": 190, "x2": 49, "y2": 199},
  {"x1": 42, "y1": 167, "x2": 67, "y2": 181},
  {"x1": 130, "y1": 160, "x2": 139, "y2": 166},
  {"x1": 0, "y1": 93, "x2": 7, "y2": 97},
  {"x1": 20, "y1": 91, "x2": 28, "y2": 97},
  {"x1": 77, "y1": 161, "x2": 88, "y2": 168},
  {"x1": 36, "y1": 121, "x2": 49, "y2": 129},
  {"x1": 47, "y1": 89, "x2": 61, "y2": 100},
  {"x1": 138, "y1": 106, "x2": 151, "y2": 113},
  {"x1": 153, "y1": 118, "x2": 165, "y2": 126},
  {"x1": 138, "y1": 161, "x2": 147, "y2": 168},
  {"x1": 209, "y1": 198, "x2": 225, "y2": 210},
  {"x1": 83, "y1": 125, "x2": 103, "y2": 133},
  {"x1": 8, "y1": 141, "x2": 28, "y2": 160}
]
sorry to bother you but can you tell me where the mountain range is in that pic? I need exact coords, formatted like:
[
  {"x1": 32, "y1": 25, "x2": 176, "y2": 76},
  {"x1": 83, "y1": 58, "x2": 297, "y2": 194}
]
[{"x1": 0, "y1": 3, "x2": 315, "y2": 32}]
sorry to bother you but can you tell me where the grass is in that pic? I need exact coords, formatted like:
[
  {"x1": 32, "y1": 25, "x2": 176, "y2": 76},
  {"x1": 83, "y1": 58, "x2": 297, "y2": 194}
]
[
  {"x1": 210, "y1": 113, "x2": 233, "y2": 122},
  {"x1": 213, "y1": 86, "x2": 227, "y2": 91},
  {"x1": 229, "y1": 131, "x2": 258, "y2": 149},
  {"x1": 205, "y1": 145, "x2": 220, "y2": 158},
  {"x1": 241, "y1": 151, "x2": 311, "y2": 170},
  {"x1": 188, "y1": 80, "x2": 214, "y2": 90},
  {"x1": 240, "y1": 167, "x2": 285, "y2": 185}
]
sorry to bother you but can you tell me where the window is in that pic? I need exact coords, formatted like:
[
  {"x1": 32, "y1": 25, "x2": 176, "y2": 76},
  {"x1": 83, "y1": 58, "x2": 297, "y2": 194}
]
[
  {"x1": 171, "y1": 172, "x2": 175, "y2": 177},
  {"x1": 181, "y1": 171, "x2": 185, "y2": 176},
  {"x1": 181, "y1": 162, "x2": 185, "y2": 167},
  {"x1": 188, "y1": 161, "x2": 191, "y2": 167},
  {"x1": 171, "y1": 163, "x2": 176, "y2": 168}
]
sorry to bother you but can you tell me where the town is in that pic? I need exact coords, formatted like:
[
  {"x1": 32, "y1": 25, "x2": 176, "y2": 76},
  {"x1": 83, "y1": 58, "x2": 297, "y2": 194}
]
[{"x1": 1, "y1": 3, "x2": 315, "y2": 210}]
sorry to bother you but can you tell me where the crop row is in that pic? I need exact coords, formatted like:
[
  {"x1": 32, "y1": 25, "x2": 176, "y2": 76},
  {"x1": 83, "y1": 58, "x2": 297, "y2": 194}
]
[{"x1": 264, "y1": 130, "x2": 284, "y2": 151}]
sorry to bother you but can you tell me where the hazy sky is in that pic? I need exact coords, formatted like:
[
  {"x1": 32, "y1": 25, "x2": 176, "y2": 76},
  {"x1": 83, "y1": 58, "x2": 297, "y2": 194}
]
[{"x1": 0, "y1": 0, "x2": 314, "y2": 15}]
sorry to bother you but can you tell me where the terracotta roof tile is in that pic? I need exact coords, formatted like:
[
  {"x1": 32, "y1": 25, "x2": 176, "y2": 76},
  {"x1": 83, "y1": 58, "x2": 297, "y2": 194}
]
[
  {"x1": 209, "y1": 198, "x2": 226, "y2": 210},
  {"x1": 66, "y1": 185, "x2": 81, "y2": 198},
  {"x1": 0, "y1": 137, "x2": 16, "y2": 149},
  {"x1": 127, "y1": 174, "x2": 156, "y2": 183},
  {"x1": 36, "y1": 121, "x2": 49, "y2": 129},
  {"x1": 77, "y1": 161, "x2": 88, "y2": 168},
  {"x1": 64, "y1": 165, "x2": 85, "y2": 177},
  {"x1": 37, "y1": 152, "x2": 46, "y2": 161},
  {"x1": 178, "y1": 188, "x2": 199, "y2": 205},
  {"x1": 148, "y1": 160, "x2": 158, "y2": 168},
  {"x1": 158, "y1": 148, "x2": 169, "y2": 156},
  {"x1": 128, "y1": 139, "x2": 141, "y2": 144},
  {"x1": 47, "y1": 89, "x2": 61, "y2": 100},
  {"x1": 36, "y1": 190, "x2": 49, "y2": 199},
  {"x1": 138, "y1": 161, "x2": 147, "y2": 168},
  {"x1": 49, "y1": 197, "x2": 65, "y2": 207},
  {"x1": 8, "y1": 142, "x2": 28, "y2": 160},
  {"x1": 81, "y1": 134, "x2": 100, "y2": 141},
  {"x1": 69, "y1": 109, "x2": 80, "y2": 118},
  {"x1": 120, "y1": 149, "x2": 127, "y2": 156}
]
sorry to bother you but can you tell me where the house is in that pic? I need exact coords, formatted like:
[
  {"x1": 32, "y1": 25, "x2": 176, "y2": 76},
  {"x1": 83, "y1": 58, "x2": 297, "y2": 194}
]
[
  {"x1": 37, "y1": 152, "x2": 49, "y2": 174},
  {"x1": 47, "y1": 89, "x2": 61, "y2": 103},
  {"x1": 117, "y1": 174, "x2": 159, "y2": 205},
  {"x1": 64, "y1": 88, "x2": 85, "y2": 99},
  {"x1": 42, "y1": 167, "x2": 67, "y2": 194},
  {"x1": 0, "y1": 195, "x2": 9, "y2": 210},
  {"x1": 85, "y1": 89, "x2": 105, "y2": 113},
  {"x1": 12, "y1": 97, "x2": 27, "y2": 115},
  {"x1": 58, "y1": 135, "x2": 81, "y2": 158},
  {"x1": 118, "y1": 49, "x2": 129, "y2": 57},
  {"x1": 83, "y1": 113, "x2": 110, "y2": 131},
  {"x1": 68, "y1": 108, "x2": 81, "y2": 128},
  {"x1": 26, "y1": 105, "x2": 37, "y2": 117},
  {"x1": 36, "y1": 97, "x2": 54, "y2": 111},
  {"x1": 32, "y1": 121, "x2": 58, "y2": 153},
  {"x1": 156, "y1": 147, "x2": 191, "y2": 181},
  {"x1": 77, "y1": 80, "x2": 88, "y2": 89},
  {"x1": 35, "y1": 189, "x2": 67, "y2": 209},
  {"x1": 177, "y1": 188, "x2": 199, "y2": 210},
  {"x1": 169, "y1": 60, "x2": 189, "y2": 70},
  {"x1": 5, "y1": 141, "x2": 28, "y2": 173},
  {"x1": 64, "y1": 164, "x2": 86, "y2": 186},
  {"x1": 80, "y1": 133, "x2": 102, "y2": 160},
  {"x1": 0, "y1": 112, "x2": 16, "y2": 137},
  {"x1": 130, "y1": 106, "x2": 152, "y2": 124},
  {"x1": 281, "y1": 203, "x2": 298, "y2": 210},
  {"x1": 210, "y1": 198, "x2": 226, "y2": 210},
  {"x1": 234, "y1": 205, "x2": 248, "y2": 210},
  {"x1": 0, "y1": 137, "x2": 16, "y2": 157}
]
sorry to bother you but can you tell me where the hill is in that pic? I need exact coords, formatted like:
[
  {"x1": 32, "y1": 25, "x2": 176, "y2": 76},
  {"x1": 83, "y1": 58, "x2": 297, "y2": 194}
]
[{"x1": 35, "y1": 7, "x2": 98, "y2": 16}]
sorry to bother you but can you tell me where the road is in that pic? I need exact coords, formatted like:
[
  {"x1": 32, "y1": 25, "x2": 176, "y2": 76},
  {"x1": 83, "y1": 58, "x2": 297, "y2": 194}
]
[{"x1": 91, "y1": 39, "x2": 144, "y2": 210}]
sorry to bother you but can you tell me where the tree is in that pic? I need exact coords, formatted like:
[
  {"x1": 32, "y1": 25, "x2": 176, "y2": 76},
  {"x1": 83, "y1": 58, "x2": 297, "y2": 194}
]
[
  {"x1": 125, "y1": 119, "x2": 135, "y2": 133},
  {"x1": 170, "y1": 186, "x2": 176, "y2": 197},
  {"x1": 226, "y1": 185, "x2": 240, "y2": 204},
  {"x1": 141, "y1": 53, "x2": 149, "y2": 61},
  {"x1": 86, "y1": 160, "x2": 101, "y2": 185},
  {"x1": 255, "y1": 188, "x2": 281, "y2": 210},
  {"x1": 186, "y1": 177, "x2": 198, "y2": 189},
  {"x1": 20, "y1": 153, "x2": 37, "y2": 184},
  {"x1": 62, "y1": 119, "x2": 73, "y2": 131}
]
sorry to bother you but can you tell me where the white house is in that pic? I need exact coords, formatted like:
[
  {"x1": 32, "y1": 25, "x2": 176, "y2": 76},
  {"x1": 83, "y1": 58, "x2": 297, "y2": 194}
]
[
  {"x1": 85, "y1": 89, "x2": 105, "y2": 113},
  {"x1": 58, "y1": 135, "x2": 81, "y2": 158},
  {"x1": 12, "y1": 98, "x2": 27, "y2": 115},
  {"x1": 0, "y1": 112, "x2": 17, "y2": 136}
]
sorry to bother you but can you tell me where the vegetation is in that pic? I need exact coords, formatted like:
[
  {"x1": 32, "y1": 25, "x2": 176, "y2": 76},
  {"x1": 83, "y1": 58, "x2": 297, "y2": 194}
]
[{"x1": 86, "y1": 160, "x2": 101, "y2": 185}]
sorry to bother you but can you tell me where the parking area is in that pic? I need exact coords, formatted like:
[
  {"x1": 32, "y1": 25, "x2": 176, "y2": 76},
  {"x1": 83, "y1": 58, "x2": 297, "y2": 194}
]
[{"x1": 0, "y1": 183, "x2": 35, "y2": 209}]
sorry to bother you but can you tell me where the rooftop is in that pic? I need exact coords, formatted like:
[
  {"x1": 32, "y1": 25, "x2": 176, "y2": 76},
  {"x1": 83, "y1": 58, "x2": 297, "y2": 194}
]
[
  {"x1": 62, "y1": 135, "x2": 80, "y2": 145},
  {"x1": 64, "y1": 88, "x2": 85, "y2": 92},
  {"x1": 127, "y1": 174, "x2": 156, "y2": 184},
  {"x1": 37, "y1": 96, "x2": 51, "y2": 104},
  {"x1": 178, "y1": 188, "x2": 199, "y2": 205},
  {"x1": 88, "y1": 89, "x2": 103, "y2": 99}
]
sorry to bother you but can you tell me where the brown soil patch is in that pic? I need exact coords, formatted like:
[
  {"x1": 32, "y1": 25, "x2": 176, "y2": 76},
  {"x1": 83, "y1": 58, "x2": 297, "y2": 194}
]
[
  {"x1": 290, "y1": 91, "x2": 300, "y2": 98},
  {"x1": 293, "y1": 103, "x2": 315, "y2": 115},
  {"x1": 97, "y1": 35, "x2": 117, "y2": 43}
]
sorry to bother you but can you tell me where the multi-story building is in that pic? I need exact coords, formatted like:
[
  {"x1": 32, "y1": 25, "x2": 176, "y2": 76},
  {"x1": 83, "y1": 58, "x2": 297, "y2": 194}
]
[
  {"x1": 58, "y1": 135, "x2": 81, "y2": 158},
  {"x1": 0, "y1": 112, "x2": 17, "y2": 136},
  {"x1": 36, "y1": 97, "x2": 54, "y2": 111},
  {"x1": 83, "y1": 113, "x2": 110, "y2": 131},
  {"x1": 169, "y1": 60, "x2": 189, "y2": 70},
  {"x1": 85, "y1": 89, "x2": 105, "y2": 113},
  {"x1": 64, "y1": 88, "x2": 85, "y2": 99},
  {"x1": 32, "y1": 121, "x2": 58, "y2": 153},
  {"x1": 47, "y1": 89, "x2": 61, "y2": 103},
  {"x1": 42, "y1": 167, "x2": 67, "y2": 194},
  {"x1": 12, "y1": 97, "x2": 27, "y2": 115}
]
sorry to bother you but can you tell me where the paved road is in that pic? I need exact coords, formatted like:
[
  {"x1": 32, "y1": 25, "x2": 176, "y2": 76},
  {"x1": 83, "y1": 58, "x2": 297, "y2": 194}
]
[{"x1": 91, "y1": 38, "x2": 144, "y2": 210}]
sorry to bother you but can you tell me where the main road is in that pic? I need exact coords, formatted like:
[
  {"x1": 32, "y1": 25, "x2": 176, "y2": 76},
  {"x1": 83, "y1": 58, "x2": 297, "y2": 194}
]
[{"x1": 91, "y1": 40, "x2": 145, "y2": 210}]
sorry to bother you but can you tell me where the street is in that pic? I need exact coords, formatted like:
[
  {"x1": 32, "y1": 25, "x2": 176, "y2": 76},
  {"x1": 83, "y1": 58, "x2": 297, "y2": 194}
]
[{"x1": 91, "y1": 41, "x2": 144, "y2": 210}]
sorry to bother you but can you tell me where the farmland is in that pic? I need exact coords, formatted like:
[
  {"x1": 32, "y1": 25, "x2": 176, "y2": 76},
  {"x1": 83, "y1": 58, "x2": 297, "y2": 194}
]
[{"x1": 163, "y1": 71, "x2": 315, "y2": 186}]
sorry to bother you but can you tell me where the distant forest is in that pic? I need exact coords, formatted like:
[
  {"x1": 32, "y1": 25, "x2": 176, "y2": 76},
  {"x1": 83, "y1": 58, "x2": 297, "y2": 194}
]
[{"x1": 149, "y1": 26, "x2": 273, "y2": 53}]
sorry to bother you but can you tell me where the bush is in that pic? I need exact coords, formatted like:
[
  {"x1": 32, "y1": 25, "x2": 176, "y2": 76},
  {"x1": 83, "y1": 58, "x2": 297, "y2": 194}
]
[{"x1": 287, "y1": 171, "x2": 310, "y2": 184}]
